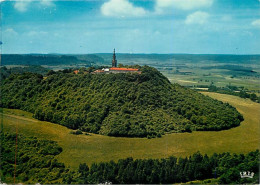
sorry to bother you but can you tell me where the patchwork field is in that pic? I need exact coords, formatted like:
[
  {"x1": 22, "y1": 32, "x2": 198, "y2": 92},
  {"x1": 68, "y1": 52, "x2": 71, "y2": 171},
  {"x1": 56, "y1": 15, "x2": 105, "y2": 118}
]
[
  {"x1": 161, "y1": 68, "x2": 260, "y2": 91},
  {"x1": 1, "y1": 92, "x2": 259, "y2": 170}
]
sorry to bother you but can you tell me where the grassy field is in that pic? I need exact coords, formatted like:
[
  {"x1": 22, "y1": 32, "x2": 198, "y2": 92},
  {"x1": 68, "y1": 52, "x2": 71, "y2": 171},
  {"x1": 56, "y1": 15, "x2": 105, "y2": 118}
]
[{"x1": 1, "y1": 92, "x2": 259, "y2": 170}]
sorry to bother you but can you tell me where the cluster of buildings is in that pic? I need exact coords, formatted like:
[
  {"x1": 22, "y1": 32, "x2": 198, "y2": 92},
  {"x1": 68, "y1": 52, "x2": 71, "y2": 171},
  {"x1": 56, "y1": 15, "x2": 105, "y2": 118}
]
[
  {"x1": 73, "y1": 49, "x2": 141, "y2": 75},
  {"x1": 93, "y1": 49, "x2": 141, "y2": 74}
]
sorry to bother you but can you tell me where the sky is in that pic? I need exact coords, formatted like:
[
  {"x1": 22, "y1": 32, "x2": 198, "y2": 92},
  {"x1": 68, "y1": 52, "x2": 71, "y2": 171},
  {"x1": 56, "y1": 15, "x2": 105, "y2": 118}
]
[{"x1": 1, "y1": 0, "x2": 260, "y2": 54}]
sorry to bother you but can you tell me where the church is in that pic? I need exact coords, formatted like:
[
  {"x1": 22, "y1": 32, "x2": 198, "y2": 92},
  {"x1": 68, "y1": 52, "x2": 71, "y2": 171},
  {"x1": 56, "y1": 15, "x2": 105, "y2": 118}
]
[{"x1": 93, "y1": 49, "x2": 141, "y2": 74}]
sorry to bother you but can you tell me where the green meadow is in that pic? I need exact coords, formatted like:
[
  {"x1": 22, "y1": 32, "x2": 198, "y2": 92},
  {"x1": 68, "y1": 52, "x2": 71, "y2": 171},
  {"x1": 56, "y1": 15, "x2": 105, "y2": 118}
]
[{"x1": 1, "y1": 92, "x2": 259, "y2": 170}]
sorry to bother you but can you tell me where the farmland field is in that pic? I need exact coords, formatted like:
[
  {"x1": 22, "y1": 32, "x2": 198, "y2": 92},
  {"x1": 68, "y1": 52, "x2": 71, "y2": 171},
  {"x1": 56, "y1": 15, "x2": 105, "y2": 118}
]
[{"x1": 1, "y1": 92, "x2": 259, "y2": 170}]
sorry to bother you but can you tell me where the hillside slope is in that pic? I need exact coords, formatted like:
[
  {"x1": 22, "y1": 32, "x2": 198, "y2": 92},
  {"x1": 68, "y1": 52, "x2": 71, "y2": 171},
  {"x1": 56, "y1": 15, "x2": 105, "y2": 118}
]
[{"x1": 0, "y1": 66, "x2": 243, "y2": 137}]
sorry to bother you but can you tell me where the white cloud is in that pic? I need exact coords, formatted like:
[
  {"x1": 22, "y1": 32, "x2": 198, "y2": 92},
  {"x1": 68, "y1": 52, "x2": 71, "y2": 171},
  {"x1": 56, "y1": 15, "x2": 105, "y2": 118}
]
[
  {"x1": 14, "y1": 0, "x2": 54, "y2": 12},
  {"x1": 252, "y1": 19, "x2": 260, "y2": 28},
  {"x1": 40, "y1": 0, "x2": 54, "y2": 7},
  {"x1": 185, "y1": 11, "x2": 209, "y2": 25},
  {"x1": 155, "y1": 0, "x2": 213, "y2": 12},
  {"x1": 101, "y1": 0, "x2": 147, "y2": 17},
  {"x1": 4, "y1": 28, "x2": 18, "y2": 36},
  {"x1": 14, "y1": 0, "x2": 32, "y2": 12},
  {"x1": 27, "y1": 31, "x2": 48, "y2": 36}
]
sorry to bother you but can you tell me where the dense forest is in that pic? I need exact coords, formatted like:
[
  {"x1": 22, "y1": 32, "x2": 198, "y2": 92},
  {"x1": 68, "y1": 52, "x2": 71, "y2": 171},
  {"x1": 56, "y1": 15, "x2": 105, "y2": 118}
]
[
  {"x1": 0, "y1": 66, "x2": 243, "y2": 137},
  {"x1": 0, "y1": 133, "x2": 75, "y2": 184},
  {"x1": 1, "y1": 132, "x2": 259, "y2": 184}
]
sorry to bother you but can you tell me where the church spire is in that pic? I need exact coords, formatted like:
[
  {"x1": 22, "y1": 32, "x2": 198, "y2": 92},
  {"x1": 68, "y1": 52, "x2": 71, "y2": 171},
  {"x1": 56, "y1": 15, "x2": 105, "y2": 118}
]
[{"x1": 112, "y1": 48, "x2": 117, "y2": 67}]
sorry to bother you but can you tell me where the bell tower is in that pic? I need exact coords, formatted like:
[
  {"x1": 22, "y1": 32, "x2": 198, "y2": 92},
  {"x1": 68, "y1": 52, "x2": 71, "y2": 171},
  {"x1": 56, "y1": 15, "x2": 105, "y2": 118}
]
[{"x1": 112, "y1": 48, "x2": 117, "y2": 67}]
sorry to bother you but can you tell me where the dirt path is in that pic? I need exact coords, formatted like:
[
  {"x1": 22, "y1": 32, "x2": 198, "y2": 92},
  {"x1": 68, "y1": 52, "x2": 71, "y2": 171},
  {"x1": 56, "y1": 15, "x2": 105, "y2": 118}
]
[{"x1": 0, "y1": 112, "x2": 38, "y2": 123}]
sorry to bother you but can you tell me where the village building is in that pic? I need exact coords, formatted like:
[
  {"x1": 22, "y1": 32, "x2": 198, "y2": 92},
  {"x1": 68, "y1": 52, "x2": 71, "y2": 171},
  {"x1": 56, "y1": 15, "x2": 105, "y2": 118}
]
[
  {"x1": 93, "y1": 49, "x2": 141, "y2": 74},
  {"x1": 74, "y1": 70, "x2": 79, "y2": 74},
  {"x1": 109, "y1": 67, "x2": 140, "y2": 73}
]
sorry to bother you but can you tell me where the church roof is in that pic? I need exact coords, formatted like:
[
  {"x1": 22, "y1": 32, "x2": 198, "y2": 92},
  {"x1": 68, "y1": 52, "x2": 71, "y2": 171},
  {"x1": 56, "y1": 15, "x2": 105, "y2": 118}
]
[{"x1": 110, "y1": 67, "x2": 139, "y2": 71}]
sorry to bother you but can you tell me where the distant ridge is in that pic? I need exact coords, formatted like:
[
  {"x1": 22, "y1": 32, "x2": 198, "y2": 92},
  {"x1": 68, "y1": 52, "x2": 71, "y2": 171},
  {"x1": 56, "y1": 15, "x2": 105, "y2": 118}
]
[{"x1": 0, "y1": 54, "x2": 104, "y2": 65}]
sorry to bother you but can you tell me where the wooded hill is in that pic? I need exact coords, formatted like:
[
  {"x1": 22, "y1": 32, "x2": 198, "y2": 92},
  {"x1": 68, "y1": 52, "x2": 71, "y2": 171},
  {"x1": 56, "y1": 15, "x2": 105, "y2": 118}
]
[{"x1": 0, "y1": 66, "x2": 243, "y2": 137}]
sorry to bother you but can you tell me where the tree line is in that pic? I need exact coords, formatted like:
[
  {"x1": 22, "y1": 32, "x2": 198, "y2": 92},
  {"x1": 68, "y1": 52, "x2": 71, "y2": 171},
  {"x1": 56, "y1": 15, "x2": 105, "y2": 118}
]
[
  {"x1": 78, "y1": 150, "x2": 259, "y2": 184},
  {"x1": 0, "y1": 66, "x2": 49, "y2": 80},
  {"x1": 207, "y1": 85, "x2": 260, "y2": 103}
]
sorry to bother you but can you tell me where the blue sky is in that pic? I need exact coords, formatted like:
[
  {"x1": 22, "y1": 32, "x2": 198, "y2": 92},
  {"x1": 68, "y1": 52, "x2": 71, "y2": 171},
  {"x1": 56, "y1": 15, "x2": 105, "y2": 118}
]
[{"x1": 1, "y1": 0, "x2": 260, "y2": 54}]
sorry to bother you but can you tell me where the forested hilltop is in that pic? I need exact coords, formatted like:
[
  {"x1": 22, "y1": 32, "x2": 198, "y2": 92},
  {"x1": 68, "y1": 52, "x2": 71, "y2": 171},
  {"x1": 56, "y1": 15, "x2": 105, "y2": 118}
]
[{"x1": 0, "y1": 66, "x2": 243, "y2": 137}]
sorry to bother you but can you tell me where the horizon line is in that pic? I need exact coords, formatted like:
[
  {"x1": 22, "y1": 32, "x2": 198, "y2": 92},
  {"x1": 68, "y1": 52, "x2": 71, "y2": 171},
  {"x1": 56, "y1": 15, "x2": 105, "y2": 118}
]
[{"x1": 1, "y1": 53, "x2": 260, "y2": 55}]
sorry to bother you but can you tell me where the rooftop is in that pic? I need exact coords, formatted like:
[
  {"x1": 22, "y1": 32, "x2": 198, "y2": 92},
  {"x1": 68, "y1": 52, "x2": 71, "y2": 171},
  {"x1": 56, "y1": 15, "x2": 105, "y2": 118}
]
[{"x1": 110, "y1": 67, "x2": 139, "y2": 71}]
